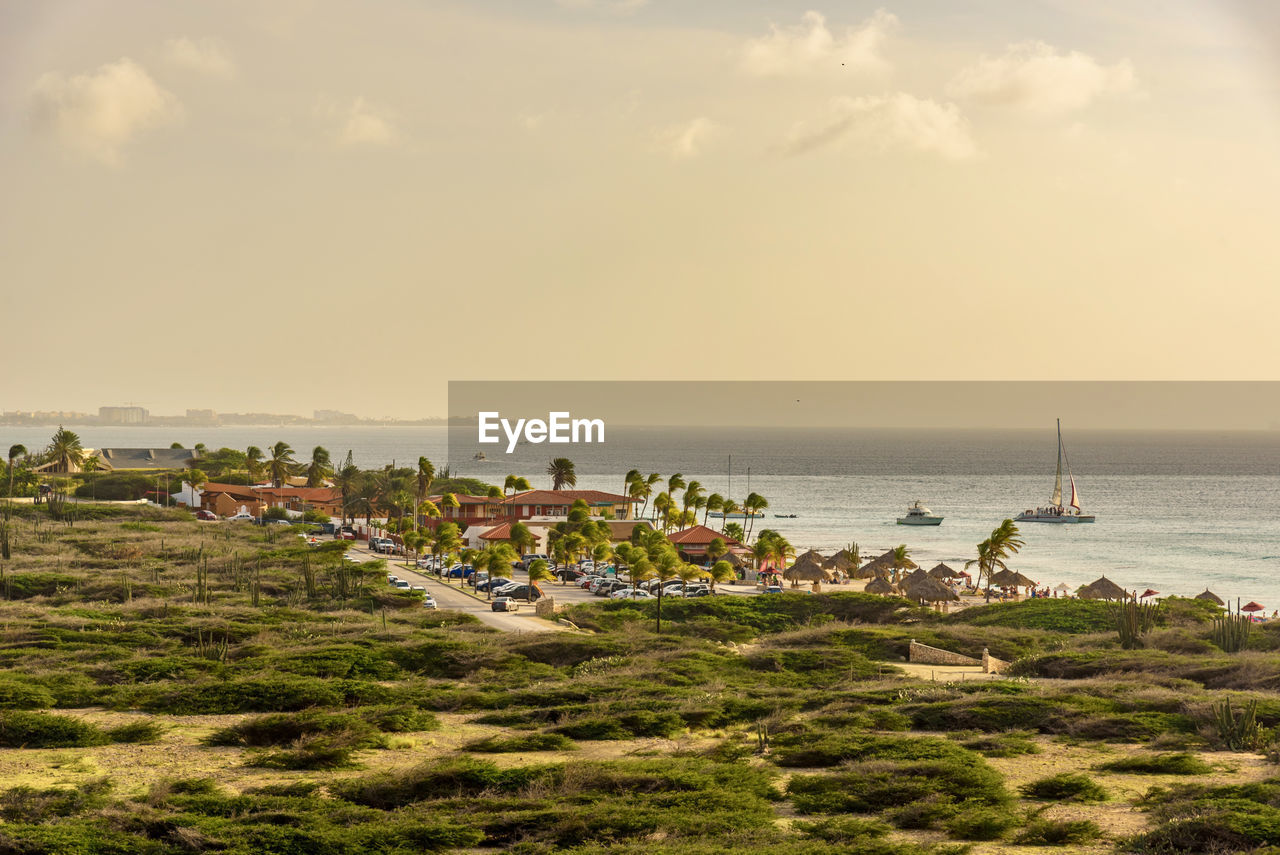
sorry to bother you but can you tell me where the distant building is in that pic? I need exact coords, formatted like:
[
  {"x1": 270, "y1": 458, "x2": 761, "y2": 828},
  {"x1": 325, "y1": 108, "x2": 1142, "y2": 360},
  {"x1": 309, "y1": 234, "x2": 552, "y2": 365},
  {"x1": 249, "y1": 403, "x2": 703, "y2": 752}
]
[
  {"x1": 184, "y1": 409, "x2": 218, "y2": 423},
  {"x1": 99, "y1": 406, "x2": 148, "y2": 425},
  {"x1": 314, "y1": 409, "x2": 360, "y2": 424}
]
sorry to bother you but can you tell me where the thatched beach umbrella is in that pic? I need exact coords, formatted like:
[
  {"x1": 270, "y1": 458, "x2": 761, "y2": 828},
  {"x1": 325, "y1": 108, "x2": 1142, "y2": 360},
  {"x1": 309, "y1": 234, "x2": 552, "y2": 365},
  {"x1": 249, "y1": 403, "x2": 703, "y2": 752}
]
[
  {"x1": 783, "y1": 561, "x2": 832, "y2": 586},
  {"x1": 1194, "y1": 589, "x2": 1224, "y2": 606},
  {"x1": 903, "y1": 573, "x2": 960, "y2": 604},
  {"x1": 1053, "y1": 583, "x2": 1071, "y2": 592},
  {"x1": 864, "y1": 576, "x2": 900, "y2": 596},
  {"x1": 1078, "y1": 576, "x2": 1129, "y2": 601},
  {"x1": 824, "y1": 551, "x2": 854, "y2": 573},
  {"x1": 928, "y1": 562, "x2": 962, "y2": 580},
  {"x1": 989, "y1": 569, "x2": 1018, "y2": 587},
  {"x1": 793, "y1": 549, "x2": 825, "y2": 568},
  {"x1": 1008, "y1": 572, "x2": 1038, "y2": 589}
]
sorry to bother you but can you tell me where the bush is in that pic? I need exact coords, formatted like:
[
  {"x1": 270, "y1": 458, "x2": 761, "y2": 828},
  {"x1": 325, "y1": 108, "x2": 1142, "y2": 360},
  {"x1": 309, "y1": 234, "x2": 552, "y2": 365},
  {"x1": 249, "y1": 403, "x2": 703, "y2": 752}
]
[
  {"x1": 248, "y1": 729, "x2": 373, "y2": 770},
  {"x1": 205, "y1": 711, "x2": 382, "y2": 748},
  {"x1": 959, "y1": 732, "x2": 1041, "y2": 757},
  {"x1": 773, "y1": 733, "x2": 977, "y2": 769},
  {"x1": 333, "y1": 756, "x2": 556, "y2": 808},
  {"x1": 1014, "y1": 818, "x2": 1103, "y2": 845},
  {"x1": 105, "y1": 719, "x2": 165, "y2": 743},
  {"x1": 465, "y1": 733, "x2": 576, "y2": 753},
  {"x1": 787, "y1": 757, "x2": 1009, "y2": 815},
  {"x1": 947, "y1": 598, "x2": 1115, "y2": 633},
  {"x1": 943, "y1": 802, "x2": 1020, "y2": 840},
  {"x1": 358, "y1": 705, "x2": 440, "y2": 733},
  {"x1": 0, "y1": 679, "x2": 55, "y2": 710},
  {"x1": 1097, "y1": 752, "x2": 1213, "y2": 775},
  {"x1": 794, "y1": 816, "x2": 892, "y2": 843},
  {"x1": 1019, "y1": 773, "x2": 1108, "y2": 803},
  {"x1": 0, "y1": 711, "x2": 106, "y2": 748},
  {"x1": 0, "y1": 779, "x2": 112, "y2": 823}
]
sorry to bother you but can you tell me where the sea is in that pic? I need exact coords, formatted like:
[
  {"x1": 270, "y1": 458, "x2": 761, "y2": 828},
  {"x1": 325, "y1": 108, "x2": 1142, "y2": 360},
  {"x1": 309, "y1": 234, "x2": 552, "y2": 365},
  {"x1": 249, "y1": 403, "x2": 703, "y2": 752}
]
[{"x1": 5, "y1": 424, "x2": 1279, "y2": 608}]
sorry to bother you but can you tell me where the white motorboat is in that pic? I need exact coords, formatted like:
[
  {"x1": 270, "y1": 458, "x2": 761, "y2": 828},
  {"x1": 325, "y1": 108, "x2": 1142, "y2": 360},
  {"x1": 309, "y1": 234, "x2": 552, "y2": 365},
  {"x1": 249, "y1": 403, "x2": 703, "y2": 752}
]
[{"x1": 897, "y1": 501, "x2": 943, "y2": 526}]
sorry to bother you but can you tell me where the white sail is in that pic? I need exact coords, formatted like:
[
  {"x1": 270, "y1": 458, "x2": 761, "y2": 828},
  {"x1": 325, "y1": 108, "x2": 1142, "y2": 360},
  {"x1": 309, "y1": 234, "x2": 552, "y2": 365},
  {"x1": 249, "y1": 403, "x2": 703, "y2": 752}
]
[
  {"x1": 1051, "y1": 419, "x2": 1063, "y2": 507},
  {"x1": 1068, "y1": 475, "x2": 1080, "y2": 511}
]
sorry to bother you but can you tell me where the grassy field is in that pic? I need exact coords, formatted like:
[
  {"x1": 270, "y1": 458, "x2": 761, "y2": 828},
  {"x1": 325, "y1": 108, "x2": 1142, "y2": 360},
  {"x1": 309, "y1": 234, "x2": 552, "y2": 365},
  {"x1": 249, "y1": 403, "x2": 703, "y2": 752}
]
[{"x1": 0, "y1": 503, "x2": 1278, "y2": 853}]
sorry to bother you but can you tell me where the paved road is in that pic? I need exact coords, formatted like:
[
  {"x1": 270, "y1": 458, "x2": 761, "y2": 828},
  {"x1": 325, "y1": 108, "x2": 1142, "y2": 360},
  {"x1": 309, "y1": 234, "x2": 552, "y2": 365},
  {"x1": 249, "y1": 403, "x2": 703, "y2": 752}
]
[{"x1": 345, "y1": 543, "x2": 567, "y2": 633}]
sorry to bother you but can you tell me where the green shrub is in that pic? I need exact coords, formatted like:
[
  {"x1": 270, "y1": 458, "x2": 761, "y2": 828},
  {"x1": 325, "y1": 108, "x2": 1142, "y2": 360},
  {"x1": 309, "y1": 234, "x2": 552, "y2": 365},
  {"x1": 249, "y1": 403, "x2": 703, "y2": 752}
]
[
  {"x1": 943, "y1": 802, "x2": 1020, "y2": 840},
  {"x1": 248, "y1": 729, "x2": 373, "y2": 770},
  {"x1": 0, "y1": 679, "x2": 55, "y2": 710},
  {"x1": 947, "y1": 598, "x2": 1115, "y2": 633},
  {"x1": 465, "y1": 732, "x2": 577, "y2": 752},
  {"x1": 1014, "y1": 818, "x2": 1103, "y2": 845},
  {"x1": 205, "y1": 711, "x2": 382, "y2": 748},
  {"x1": 794, "y1": 816, "x2": 892, "y2": 843},
  {"x1": 1019, "y1": 773, "x2": 1108, "y2": 803},
  {"x1": 883, "y1": 794, "x2": 957, "y2": 829},
  {"x1": 0, "y1": 711, "x2": 106, "y2": 748},
  {"x1": 358, "y1": 705, "x2": 440, "y2": 733},
  {"x1": 787, "y1": 757, "x2": 1009, "y2": 815},
  {"x1": 1097, "y1": 752, "x2": 1213, "y2": 775},
  {"x1": 105, "y1": 719, "x2": 165, "y2": 743},
  {"x1": 0, "y1": 779, "x2": 112, "y2": 823},
  {"x1": 959, "y1": 732, "x2": 1040, "y2": 757},
  {"x1": 333, "y1": 756, "x2": 555, "y2": 808},
  {"x1": 773, "y1": 733, "x2": 977, "y2": 769}
]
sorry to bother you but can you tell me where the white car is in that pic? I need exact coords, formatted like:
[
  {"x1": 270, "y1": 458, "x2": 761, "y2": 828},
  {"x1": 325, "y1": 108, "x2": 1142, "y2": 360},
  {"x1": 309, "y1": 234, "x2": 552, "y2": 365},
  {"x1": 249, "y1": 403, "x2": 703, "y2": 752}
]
[
  {"x1": 226, "y1": 512, "x2": 254, "y2": 522},
  {"x1": 392, "y1": 580, "x2": 411, "y2": 590},
  {"x1": 410, "y1": 585, "x2": 426, "y2": 592},
  {"x1": 422, "y1": 595, "x2": 437, "y2": 609},
  {"x1": 611, "y1": 588, "x2": 654, "y2": 600}
]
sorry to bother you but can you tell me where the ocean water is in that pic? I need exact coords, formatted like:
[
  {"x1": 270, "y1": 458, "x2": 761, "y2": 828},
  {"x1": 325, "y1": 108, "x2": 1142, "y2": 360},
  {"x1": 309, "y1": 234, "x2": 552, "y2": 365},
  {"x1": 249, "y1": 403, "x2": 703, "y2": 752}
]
[{"x1": 5, "y1": 424, "x2": 1279, "y2": 607}]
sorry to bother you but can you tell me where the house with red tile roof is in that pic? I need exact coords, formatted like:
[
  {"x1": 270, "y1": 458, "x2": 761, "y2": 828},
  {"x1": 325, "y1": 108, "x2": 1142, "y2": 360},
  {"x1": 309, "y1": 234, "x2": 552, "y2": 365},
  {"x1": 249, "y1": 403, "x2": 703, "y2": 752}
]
[{"x1": 666, "y1": 525, "x2": 748, "y2": 561}]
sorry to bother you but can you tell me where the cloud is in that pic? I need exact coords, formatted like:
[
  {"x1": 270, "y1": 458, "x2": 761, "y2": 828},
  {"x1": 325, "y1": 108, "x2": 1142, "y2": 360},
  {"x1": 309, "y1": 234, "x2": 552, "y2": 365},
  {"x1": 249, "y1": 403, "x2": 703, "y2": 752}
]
[
  {"x1": 163, "y1": 37, "x2": 237, "y2": 79},
  {"x1": 741, "y1": 9, "x2": 898, "y2": 77},
  {"x1": 30, "y1": 58, "x2": 181, "y2": 164},
  {"x1": 947, "y1": 41, "x2": 1136, "y2": 115},
  {"x1": 656, "y1": 117, "x2": 717, "y2": 159},
  {"x1": 782, "y1": 93, "x2": 975, "y2": 160},
  {"x1": 316, "y1": 96, "x2": 398, "y2": 147}
]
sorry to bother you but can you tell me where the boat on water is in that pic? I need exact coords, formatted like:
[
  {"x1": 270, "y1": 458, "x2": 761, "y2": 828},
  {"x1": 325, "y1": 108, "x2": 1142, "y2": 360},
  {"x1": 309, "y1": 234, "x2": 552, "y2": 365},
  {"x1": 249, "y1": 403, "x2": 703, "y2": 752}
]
[
  {"x1": 897, "y1": 501, "x2": 943, "y2": 526},
  {"x1": 1016, "y1": 420, "x2": 1096, "y2": 523},
  {"x1": 708, "y1": 510, "x2": 766, "y2": 519},
  {"x1": 774, "y1": 513, "x2": 798, "y2": 519},
  {"x1": 472, "y1": 452, "x2": 487, "y2": 461}
]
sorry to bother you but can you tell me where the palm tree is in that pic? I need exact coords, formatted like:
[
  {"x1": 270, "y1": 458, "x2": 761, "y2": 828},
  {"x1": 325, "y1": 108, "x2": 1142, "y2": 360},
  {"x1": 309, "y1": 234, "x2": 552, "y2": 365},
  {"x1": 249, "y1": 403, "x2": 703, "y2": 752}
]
[
  {"x1": 245, "y1": 446, "x2": 263, "y2": 483},
  {"x1": 509, "y1": 520, "x2": 534, "y2": 556},
  {"x1": 546, "y1": 458, "x2": 576, "y2": 490},
  {"x1": 440, "y1": 493, "x2": 460, "y2": 522},
  {"x1": 652, "y1": 492, "x2": 673, "y2": 533},
  {"x1": 48, "y1": 426, "x2": 85, "y2": 473},
  {"x1": 526, "y1": 558, "x2": 554, "y2": 603},
  {"x1": 623, "y1": 468, "x2": 641, "y2": 497},
  {"x1": 890, "y1": 544, "x2": 913, "y2": 584},
  {"x1": 719, "y1": 499, "x2": 739, "y2": 533},
  {"x1": 185, "y1": 467, "x2": 208, "y2": 506},
  {"x1": 743, "y1": 492, "x2": 768, "y2": 543},
  {"x1": 641, "y1": 473, "x2": 662, "y2": 520},
  {"x1": 667, "y1": 473, "x2": 686, "y2": 503},
  {"x1": 723, "y1": 521, "x2": 745, "y2": 542},
  {"x1": 504, "y1": 474, "x2": 520, "y2": 497},
  {"x1": 266, "y1": 441, "x2": 296, "y2": 488},
  {"x1": 651, "y1": 550, "x2": 682, "y2": 633},
  {"x1": 332, "y1": 452, "x2": 359, "y2": 524},
  {"x1": 708, "y1": 560, "x2": 737, "y2": 594},
  {"x1": 7, "y1": 444, "x2": 25, "y2": 498},
  {"x1": 703, "y1": 493, "x2": 723, "y2": 526},
  {"x1": 682, "y1": 480, "x2": 704, "y2": 514},
  {"x1": 306, "y1": 446, "x2": 332, "y2": 487},
  {"x1": 414, "y1": 457, "x2": 435, "y2": 524},
  {"x1": 706, "y1": 537, "x2": 727, "y2": 567}
]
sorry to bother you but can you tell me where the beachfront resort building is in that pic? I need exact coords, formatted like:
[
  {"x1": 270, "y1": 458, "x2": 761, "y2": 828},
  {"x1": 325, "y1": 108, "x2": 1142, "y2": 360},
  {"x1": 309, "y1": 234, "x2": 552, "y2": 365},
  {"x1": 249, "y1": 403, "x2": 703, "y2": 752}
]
[{"x1": 423, "y1": 489, "x2": 638, "y2": 529}]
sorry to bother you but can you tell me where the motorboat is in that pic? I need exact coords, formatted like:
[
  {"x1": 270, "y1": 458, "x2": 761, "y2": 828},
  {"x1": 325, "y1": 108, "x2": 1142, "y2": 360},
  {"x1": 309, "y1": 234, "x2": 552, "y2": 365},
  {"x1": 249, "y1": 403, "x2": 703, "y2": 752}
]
[{"x1": 897, "y1": 501, "x2": 943, "y2": 526}]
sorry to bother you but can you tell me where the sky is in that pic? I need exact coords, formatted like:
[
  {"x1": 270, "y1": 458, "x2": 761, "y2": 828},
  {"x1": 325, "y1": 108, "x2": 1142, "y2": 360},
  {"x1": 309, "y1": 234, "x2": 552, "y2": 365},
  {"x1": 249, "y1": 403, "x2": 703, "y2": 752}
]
[{"x1": 2, "y1": 1, "x2": 1278, "y2": 419}]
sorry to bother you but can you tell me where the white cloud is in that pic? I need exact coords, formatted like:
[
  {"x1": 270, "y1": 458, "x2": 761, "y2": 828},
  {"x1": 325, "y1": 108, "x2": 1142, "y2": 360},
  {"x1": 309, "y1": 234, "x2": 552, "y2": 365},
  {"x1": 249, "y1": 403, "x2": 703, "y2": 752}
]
[
  {"x1": 163, "y1": 37, "x2": 237, "y2": 79},
  {"x1": 656, "y1": 117, "x2": 717, "y2": 159},
  {"x1": 316, "y1": 96, "x2": 398, "y2": 147},
  {"x1": 782, "y1": 93, "x2": 975, "y2": 160},
  {"x1": 30, "y1": 58, "x2": 181, "y2": 164},
  {"x1": 741, "y1": 9, "x2": 898, "y2": 77},
  {"x1": 947, "y1": 41, "x2": 1136, "y2": 115}
]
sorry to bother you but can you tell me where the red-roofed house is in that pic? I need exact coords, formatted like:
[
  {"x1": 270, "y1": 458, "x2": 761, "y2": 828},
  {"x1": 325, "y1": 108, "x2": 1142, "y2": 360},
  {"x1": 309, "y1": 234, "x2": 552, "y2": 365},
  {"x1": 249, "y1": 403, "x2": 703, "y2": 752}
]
[
  {"x1": 502, "y1": 490, "x2": 637, "y2": 520},
  {"x1": 257, "y1": 486, "x2": 344, "y2": 518},
  {"x1": 197, "y1": 483, "x2": 263, "y2": 517},
  {"x1": 667, "y1": 525, "x2": 748, "y2": 561}
]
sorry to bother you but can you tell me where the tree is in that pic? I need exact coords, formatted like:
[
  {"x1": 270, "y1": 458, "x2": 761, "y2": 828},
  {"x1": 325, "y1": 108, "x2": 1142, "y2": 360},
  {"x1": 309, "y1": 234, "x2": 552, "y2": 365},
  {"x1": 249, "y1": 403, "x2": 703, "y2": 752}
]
[
  {"x1": 682, "y1": 480, "x2": 704, "y2": 514},
  {"x1": 641, "y1": 473, "x2": 662, "y2": 520},
  {"x1": 704, "y1": 493, "x2": 723, "y2": 526},
  {"x1": 667, "y1": 473, "x2": 686, "y2": 502},
  {"x1": 185, "y1": 468, "x2": 208, "y2": 505},
  {"x1": 708, "y1": 560, "x2": 736, "y2": 594},
  {"x1": 440, "y1": 493, "x2": 460, "y2": 521},
  {"x1": 651, "y1": 550, "x2": 682, "y2": 633},
  {"x1": 706, "y1": 537, "x2": 727, "y2": 566},
  {"x1": 890, "y1": 544, "x2": 913, "y2": 584},
  {"x1": 7, "y1": 444, "x2": 25, "y2": 498},
  {"x1": 723, "y1": 522, "x2": 744, "y2": 542},
  {"x1": 266, "y1": 441, "x2": 296, "y2": 488},
  {"x1": 194, "y1": 443, "x2": 208, "y2": 458},
  {"x1": 432, "y1": 523, "x2": 462, "y2": 579},
  {"x1": 415, "y1": 457, "x2": 436, "y2": 525},
  {"x1": 546, "y1": 458, "x2": 576, "y2": 490},
  {"x1": 484, "y1": 545, "x2": 517, "y2": 599},
  {"x1": 623, "y1": 469, "x2": 641, "y2": 499},
  {"x1": 526, "y1": 559, "x2": 554, "y2": 603},
  {"x1": 719, "y1": 500, "x2": 739, "y2": 532},
  {"x1": 48, "y1": 426, "x2": 85, "y2": 473},
  {"x1": 333, "y1": 452, "x2": 359, "y2": 524},
  {"x1": 306, "y1": 446, "x2": 332, "y2": 487},
  {"x1": 509, "y1": 521, "x2": 534, "y2": 556},
  {"x1": 743, "y1": 492, "x2": 768, "y2": 543},
  {"x1": 245, "y1": 446, "x2": 263, "y2": 483},
  {"x1": 770, "y1": 536, "x2": 795, "y2": 585}
]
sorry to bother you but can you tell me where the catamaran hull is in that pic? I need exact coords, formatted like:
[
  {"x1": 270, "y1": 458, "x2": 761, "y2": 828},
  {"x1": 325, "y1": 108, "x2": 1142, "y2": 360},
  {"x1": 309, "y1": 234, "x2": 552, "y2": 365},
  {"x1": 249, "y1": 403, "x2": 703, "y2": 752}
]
[{"x1": 1015, "y1": 514, "x2": 1096, "y2": 524}]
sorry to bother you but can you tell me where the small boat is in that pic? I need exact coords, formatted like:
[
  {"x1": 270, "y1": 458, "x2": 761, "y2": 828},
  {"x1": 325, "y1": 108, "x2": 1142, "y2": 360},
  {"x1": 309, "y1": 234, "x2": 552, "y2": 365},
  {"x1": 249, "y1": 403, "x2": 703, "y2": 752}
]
[
  {"x1": 708, "y1": 510, "x2": 766, "y2": 519},
  {"x1": 472, "y1": 452, "x2": 487, "y2": 461},
  {"x1": 774, "y1": 513, "x2": 798, "y2": 518},
  {"x1": 897, "y1": 501, "x2": 943, "y2": 526},
  {"x1": 1015, "y1": 419, "x2": 1096, "y2": 523}
]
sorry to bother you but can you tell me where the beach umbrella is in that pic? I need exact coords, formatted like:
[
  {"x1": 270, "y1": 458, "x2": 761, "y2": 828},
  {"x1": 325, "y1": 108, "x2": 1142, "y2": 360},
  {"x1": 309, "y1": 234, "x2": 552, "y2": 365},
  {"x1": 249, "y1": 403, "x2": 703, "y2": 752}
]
[
  {"x1": 1078, "y1": 576, "x2": 1129, "y2": 601},
  {"x1": 927, "y1": 562, "x2": 962, "y2": 580},
  {"x1": 824, "y1": 551, "x2": 854, "y2": 572},
  {"x1": 864, "y1": 576, "x2": 900, "y2": 596},
  {"x1": 1194, "y1": 589, "x2": 1224, "y2": 606},
  {"x1": 1053, "y1": 583, "x2": 1071, "y2": 592},
  {"x1": 1140, "y1": 589, "x2": 1160, "y2": 599},
  {"x1": 989, "y1": 569, "x2": 1019, "y2": 587},
  {"x1": 783, "y1": 561, "x2": 832, "y2": 584},
  {"x1": 903, "y1": 573, "x2": 960, "y2": 604},
  {"x1": 1242, "y1": 601, "x2": 1265, "y2": 613}
]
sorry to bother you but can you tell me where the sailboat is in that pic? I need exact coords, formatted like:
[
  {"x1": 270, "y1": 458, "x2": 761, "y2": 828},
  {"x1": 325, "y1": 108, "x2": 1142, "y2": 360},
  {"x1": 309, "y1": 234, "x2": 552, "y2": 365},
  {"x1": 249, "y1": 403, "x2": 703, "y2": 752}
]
[{"x1": 1015, "y1": 420, "x2": 1096, "y2": 524}]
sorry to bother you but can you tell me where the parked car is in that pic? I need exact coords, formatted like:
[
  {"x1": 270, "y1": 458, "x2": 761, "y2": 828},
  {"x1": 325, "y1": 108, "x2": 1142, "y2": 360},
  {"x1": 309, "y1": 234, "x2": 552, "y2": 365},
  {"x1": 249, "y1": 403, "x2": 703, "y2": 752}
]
[
  {"x1": 489, "y1": 582, "x2": 521, "y2": 596},
  {"x1": 762, "y1": 586, "x2": 784, "y2": 594},
  {"x1": 392, "y1": 580, "x2": 411, "y2": 590},
  {"x1": 500, "y1": 585, "x2": 543, "y2": 601},
  {"x1": 610, "y1": 588, "x2": 654, "y2": 600},
  {"x1": 410, "y1": 585, "x2": 426, "y2": 593},
  {"x1": 336, "y1": 530, "x2": 356, "y2": 540},
  {"x1": 387, "y1": 574, "x2": 399, "y2": 583},
  {"x1": 518, "y1": 553, "x2": 550, "y2": 570},
  {"x1": 226, "y1": 512, "x2": 254, "y2": 522},
  {"x1": 492, "y1": 597, "x2": 519, "y2": 612},
  {"x1": 553, "y1": 568, "x2": 582, "y2": 582},
  {"x1": 194, "y1": 509, "x2": 217, "y2": 521},
  {"x1": 268, "y1": 518, "x2": 293, "y2": 527},
  {"x1": 422, "y1": 595, "x2": 438, "y2": 609}
]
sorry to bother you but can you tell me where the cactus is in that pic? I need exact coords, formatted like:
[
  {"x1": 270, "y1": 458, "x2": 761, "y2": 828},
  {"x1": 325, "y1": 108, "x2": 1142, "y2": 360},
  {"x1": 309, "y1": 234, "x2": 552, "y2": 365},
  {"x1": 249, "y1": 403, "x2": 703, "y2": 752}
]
[
  {"x1": 1110, "y1": 598, "x2": 1160, "y2": 649},
  {"x1": 1211, "y1": 613, "x2": 1252, "y2": 653},
  {"x1": 1213, "y1": 698, "x2": 1268, "y2": 751}
]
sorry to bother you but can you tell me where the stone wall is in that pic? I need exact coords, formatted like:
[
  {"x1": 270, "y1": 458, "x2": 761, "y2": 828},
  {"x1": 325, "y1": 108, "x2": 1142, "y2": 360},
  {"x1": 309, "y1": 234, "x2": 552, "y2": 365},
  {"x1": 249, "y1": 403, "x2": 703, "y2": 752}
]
[
  {"x1": 535, "y1": 597, "x2": 560, "y2": 617},
  {"x1": 908, "y1": 639, "x2": 981, "y2": 666},
  {"x1": 982, "y1": 648, "x2": 1009, "y2": 674}
]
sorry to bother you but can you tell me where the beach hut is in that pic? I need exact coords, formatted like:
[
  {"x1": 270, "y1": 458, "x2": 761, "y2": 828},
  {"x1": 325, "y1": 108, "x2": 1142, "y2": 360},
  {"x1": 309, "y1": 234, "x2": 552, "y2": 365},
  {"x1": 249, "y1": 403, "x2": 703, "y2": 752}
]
[
  {"x1": 927, "y1": 562, "x2": 962, "y2": 580},
  {"x1": 1194, "y1": 589, "x2": 1225, "y2": 606},
  {"x1": 783, "y1": 560, "x2": 832, "y2": 591},
  {"x1": 1078, "y1": 576, "x2": 1129, "y2": 601},
  {"x1": 903, "y1": 573, "x2": 960, "y2": 605},
  {"x1": 864, "y1": 576, "x2": 900, "y2": 596}
]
